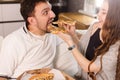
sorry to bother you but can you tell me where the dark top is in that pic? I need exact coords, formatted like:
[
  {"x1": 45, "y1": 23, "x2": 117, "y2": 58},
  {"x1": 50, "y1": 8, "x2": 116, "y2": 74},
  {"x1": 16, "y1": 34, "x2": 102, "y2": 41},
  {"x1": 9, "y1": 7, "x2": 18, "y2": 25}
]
[{"x1": 85, "y1": 28, "x2": 102, "y2": 60}]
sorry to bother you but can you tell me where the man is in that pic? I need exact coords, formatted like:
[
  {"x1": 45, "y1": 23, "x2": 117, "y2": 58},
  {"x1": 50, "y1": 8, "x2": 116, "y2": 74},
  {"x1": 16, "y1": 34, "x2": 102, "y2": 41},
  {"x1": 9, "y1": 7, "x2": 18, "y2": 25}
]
[{"x1": 0, "y1": 0, "x2": 79, "y2": 79}]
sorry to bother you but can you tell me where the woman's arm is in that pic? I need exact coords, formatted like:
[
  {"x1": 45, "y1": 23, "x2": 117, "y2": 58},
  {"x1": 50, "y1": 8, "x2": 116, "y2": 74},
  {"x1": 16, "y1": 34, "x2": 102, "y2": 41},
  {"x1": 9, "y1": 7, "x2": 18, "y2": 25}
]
[
  {"x1": 61, "y1": 23, "x2": 81, "y2": 48},
  {"x1": 56, "y1": 32, "x2": 100, "y2": 72},
  {"x1": 70, "y1": 32, "x2": 81, "y2": 48},
  {"x1": 71, "y1": 46, "x2": 100, "y2": 72}
]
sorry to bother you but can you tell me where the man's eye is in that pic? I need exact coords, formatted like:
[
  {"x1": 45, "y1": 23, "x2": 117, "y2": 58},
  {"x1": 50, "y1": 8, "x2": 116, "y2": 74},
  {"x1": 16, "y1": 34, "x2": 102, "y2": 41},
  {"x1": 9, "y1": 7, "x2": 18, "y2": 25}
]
[{"x1": 43, "y1": 11, "x2": 48, "y2": 15}]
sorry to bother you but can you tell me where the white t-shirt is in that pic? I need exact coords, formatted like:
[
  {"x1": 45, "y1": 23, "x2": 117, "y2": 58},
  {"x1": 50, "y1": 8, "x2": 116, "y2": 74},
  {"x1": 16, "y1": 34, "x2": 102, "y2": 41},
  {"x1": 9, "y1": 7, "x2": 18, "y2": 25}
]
[
  {"x1": 0, "y1": 36, "x2": 3, "y2": 51},
  {"x1": 0, "y1": 26, "x2": 62, "y2": 78}
]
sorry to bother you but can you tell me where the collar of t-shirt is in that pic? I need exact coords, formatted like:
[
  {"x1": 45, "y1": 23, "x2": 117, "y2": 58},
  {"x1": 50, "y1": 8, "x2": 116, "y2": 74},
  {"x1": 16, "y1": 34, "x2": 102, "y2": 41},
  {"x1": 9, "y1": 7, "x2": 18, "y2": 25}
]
[{"x1": 23, "y1": 25, "x2": 49, "y2": 41}]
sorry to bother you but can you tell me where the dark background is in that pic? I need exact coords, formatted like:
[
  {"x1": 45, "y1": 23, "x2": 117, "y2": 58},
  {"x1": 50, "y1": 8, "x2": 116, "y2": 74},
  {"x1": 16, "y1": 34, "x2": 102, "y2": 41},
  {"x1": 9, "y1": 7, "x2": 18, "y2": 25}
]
[{"x1": 0, "y1": 0, "x2": 85, "y2": 21}]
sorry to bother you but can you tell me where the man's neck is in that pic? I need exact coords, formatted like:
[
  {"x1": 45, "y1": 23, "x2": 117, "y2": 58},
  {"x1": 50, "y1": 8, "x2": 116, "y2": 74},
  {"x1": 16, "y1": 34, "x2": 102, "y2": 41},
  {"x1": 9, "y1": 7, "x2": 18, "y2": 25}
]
[{"x1": 28, "y1": 26, "x2": 46, "y2": 36}]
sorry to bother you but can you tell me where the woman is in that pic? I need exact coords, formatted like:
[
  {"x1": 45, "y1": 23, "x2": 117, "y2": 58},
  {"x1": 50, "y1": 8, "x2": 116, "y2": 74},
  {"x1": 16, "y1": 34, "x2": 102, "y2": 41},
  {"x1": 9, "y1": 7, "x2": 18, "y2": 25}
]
[
  {"x1": 79, "y1": 0, "x2": 107, "y2": 61},
  {"x1": 63, "y1": 0, "x2": 107, "y2": 61},
  {"x1": 56, "y1": 0, "x2": 120, "y2": 80}
]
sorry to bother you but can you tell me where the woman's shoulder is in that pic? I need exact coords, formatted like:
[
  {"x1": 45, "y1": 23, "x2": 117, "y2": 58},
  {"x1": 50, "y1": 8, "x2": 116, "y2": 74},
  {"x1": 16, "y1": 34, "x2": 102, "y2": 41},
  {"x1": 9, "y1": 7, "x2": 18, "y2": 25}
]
[
  {"x1": 108, "y1": 40, "x2": 120, "y2": 55},
  {"x1": 112, "y1": 40, "x2": 120, "y2": 47}
]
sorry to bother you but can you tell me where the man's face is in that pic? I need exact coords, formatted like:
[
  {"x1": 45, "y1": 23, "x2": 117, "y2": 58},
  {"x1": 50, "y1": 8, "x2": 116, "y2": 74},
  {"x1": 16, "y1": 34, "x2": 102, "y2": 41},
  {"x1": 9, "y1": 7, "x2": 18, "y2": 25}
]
[{"x1": 28, "y1": 2, "x2": 55, "y2": 35}]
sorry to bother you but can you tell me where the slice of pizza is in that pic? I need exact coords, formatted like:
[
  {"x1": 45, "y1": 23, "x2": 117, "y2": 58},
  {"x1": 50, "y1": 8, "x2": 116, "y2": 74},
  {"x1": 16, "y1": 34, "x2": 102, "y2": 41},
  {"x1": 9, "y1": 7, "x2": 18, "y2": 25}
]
[
  {"x1": 48, "y1": 24, "x2": 66, "y2": 34},
  {"x1": 48, "y1": 20, "x2": 76, "y2": 34},
  {"x1": 52, "y1": 20, "x2": 76, "y2": 26}
]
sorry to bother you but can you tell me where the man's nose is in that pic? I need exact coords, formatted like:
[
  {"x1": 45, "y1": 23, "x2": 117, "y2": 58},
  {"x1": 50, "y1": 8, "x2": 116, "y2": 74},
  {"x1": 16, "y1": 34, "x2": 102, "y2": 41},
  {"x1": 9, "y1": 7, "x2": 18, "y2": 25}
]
[{"x1": 50, "y1": 10, "x2": 56, "y2": 18}]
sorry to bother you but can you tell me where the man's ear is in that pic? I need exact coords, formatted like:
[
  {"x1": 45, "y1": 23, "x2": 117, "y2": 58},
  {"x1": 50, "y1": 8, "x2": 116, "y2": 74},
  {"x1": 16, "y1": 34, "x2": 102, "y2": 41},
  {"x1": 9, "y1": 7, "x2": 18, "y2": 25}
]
[{"x1": 27, "y1": 17, "x2": 36, "y2": 25}]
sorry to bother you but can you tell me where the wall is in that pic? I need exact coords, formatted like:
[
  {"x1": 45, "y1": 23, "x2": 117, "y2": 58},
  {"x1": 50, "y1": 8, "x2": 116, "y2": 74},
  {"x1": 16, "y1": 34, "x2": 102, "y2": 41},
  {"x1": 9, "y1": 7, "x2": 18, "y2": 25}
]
[
  {"x1": 67, "y1": 0, "x2": 84, "y2": 12},
  {"x1": 0, "y1": 3, "x2": 24, "y2": 37}
]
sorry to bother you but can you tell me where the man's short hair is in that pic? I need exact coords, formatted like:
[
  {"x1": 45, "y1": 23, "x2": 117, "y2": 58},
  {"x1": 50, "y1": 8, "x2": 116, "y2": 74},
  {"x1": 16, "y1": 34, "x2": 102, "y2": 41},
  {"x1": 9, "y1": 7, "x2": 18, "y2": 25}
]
[{"x1": 20, "y1": 0, "x2": 48, "y2": 26}]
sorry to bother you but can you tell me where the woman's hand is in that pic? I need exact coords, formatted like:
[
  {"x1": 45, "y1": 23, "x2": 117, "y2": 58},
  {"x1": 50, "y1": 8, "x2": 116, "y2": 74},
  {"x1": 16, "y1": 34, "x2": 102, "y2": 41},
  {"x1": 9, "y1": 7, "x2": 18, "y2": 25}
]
[
  {"x1": 56, "y1": 21, "x2": 80, "y2": 47},
  {"x1": 61, "y1": 21, "x2": 76, "y2": 36},
  {"x1": 56, "y1": 31, "x2": 75, "y2": 47}
]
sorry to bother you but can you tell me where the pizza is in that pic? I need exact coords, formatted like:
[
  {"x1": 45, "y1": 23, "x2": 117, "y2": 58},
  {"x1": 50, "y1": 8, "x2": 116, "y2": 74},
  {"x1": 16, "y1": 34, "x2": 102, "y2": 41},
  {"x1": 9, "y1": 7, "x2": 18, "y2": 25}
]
[
  {"x1": 52, "y1": 20, "x2": 76, "y2": 26},
  {"x1": 29, "y1": 73, "x2": 54, "y2": 80},
  {"x1": 48, "y1": 20, "x2": 76, "y2": 34},
  {"x1": 27, "y1": 68, "x2": 51, "y2": 75},
  {"x1": 48, "y1": 24, "x2": 66, "y2": 34},
  {"x1": 17, "y1": 68, "x2": 75, "y2": 80}
]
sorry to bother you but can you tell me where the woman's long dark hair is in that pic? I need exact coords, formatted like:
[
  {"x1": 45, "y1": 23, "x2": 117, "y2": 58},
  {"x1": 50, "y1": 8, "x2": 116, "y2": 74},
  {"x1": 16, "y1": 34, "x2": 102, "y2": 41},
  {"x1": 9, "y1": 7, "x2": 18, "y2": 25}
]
[{"x1": 88, "y1": 0, "x2": 120, "y2": 79}]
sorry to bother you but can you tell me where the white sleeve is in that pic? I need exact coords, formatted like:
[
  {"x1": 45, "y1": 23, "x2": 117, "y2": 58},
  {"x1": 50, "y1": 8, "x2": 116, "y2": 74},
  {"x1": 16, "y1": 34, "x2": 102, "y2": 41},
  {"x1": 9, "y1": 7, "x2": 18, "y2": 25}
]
[{"x1": 0, "y1": 35, "x2": 20, "y2": 77}]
